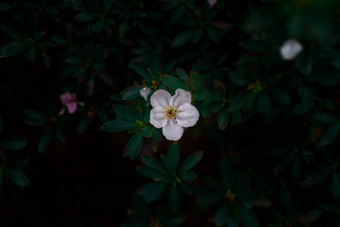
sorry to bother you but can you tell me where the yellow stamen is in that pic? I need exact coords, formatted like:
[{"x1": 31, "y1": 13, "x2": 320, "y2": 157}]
[{"x1": 163, "y1": 106, "x2": 178, "y2": 119}]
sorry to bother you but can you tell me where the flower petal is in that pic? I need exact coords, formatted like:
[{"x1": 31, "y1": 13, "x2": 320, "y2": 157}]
[
  {"x1": 280, "y1": 39, "x2": 303, "y2": 60},
  {"x1": 162, "y1": 119, "x2": 184, "y2": 141},
  {"x1": 60, "y1": 92, "x2": 74, "y2": 105},
  {"x1": 150, "y1": 89, "x2": 171, "y2": 108},
  {"x1": 140, "y1": 87, "x2": 151, "y2": 101},
  {"x1": 170, "y1": 89, "x2": 191, "y2": 108},
  {"x1": 66, "y1": 102, "x2": 77, "y2": 114},
  {"x1": 176, "y1": 103, "x2": 200, "y2": 127},
  {"x1": 150, "y1": 107, "x2": 168, "y2": 128}
]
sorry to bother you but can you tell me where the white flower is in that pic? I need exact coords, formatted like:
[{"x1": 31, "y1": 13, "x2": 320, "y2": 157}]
[
  {"x1": 280, "y1": 39, "x2": 303, "y2": 60},
  {"x1": 140, "y1": 87, "x2": 151, "y2": 101},
  {"x1": 149, "y1": 89, "x2": 199, "y2": 141}
]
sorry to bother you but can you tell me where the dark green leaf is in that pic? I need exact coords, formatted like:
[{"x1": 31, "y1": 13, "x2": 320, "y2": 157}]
[
  {"x1": 257, "y1": 92, "x2": 272, "y2": 115},
  {"x1": 142, "y1": 126, "x2": 152, "y2": 138},
  {"x1": 38, "y1": 128, "x2": 54, "y2": 153},
  {"x1": 168, "y1": 186, "x2": 180, "y2": 210},
  {"x1": 279, "y1": 179, "x2": 292, "y2": 209},
  {"x1": 5, "y1": 168, "x2": 30, "y2": 187},
  {"x1": 332, "y1": 172, "x2": 340, "y2": 201},
  {"x1": 217, "y1": 107, "x2": 229, "y2": 130},
  {"x1": 180, "y1": 171, "x2": 197, "y2": 181},
  {"x1": 101, "y1": 120, "x2": 135, "y2": 133},
  {"x1": 274, "y1": 152, "x2": 294, "y2": 174},
  {"x1": 271, "y1": 88, "x2": 291, "y2": 105},
  {"x1": 141, "y1": 155, "x2": 165, "y2": 171},
  {"x1": 23, "y1": 109, "x2": 46, "y2": 119},
  {"x1": 192, "y1": 28, "x2": 203, "y2": 43},
  {"x1": 205, "y1": 27, "x2": 220, "y2": 42},
  {"x1": 25, "y1": 46, "x2": 36, "y2": 61},
  {"x1": 169, "y1": 5, "x2": 185, "y2": 24},
  {"x1": 78, "y1": 116, "x2": 93, "y2": 133},
  {"x1": 0, "y1": 137, "x2": 27, "y2": 151},
  {"x1": 0, "y1": 2, "x2": 11, "y2": 12},
  {"x1": 1, "y1": 42, "x2": 26, "y2": 57},
  {"x1": 229, "y1": 95, "x2": 244, "y2": 112},
  {"x1": 319, "y1": 123, "x2": 340, "y2": 146},
  {"x1": 312, "y1": 113, "x2": 338, "y2": 124},
  {"x1": 113, "y1": 105, "x2": 143, "y2": 121},
  {"x1": 161, "y1": 143, "x2": 180, "y2": 173},
  {"x1": 160, "y1": 74, "x2": 187, "y2": 90},
  {"x1": 291, "y1": 155, "x2": 301, "y2": 184},
  {"x1": 123, "y1": 133, "x2": 143, "y2": 160},
  {"x1": 176, "y1": 67, "x2": 189, "y2": 81},
  {"x1": 239, "y1": 39, "x2": 270, "y2": 53},
  {"x1": 119, "y1": 22, "x2": 128, "y2": 38},
  {"x1": 136, "y1": 166, "x2": 163, "y2": 179},
  {"x1": 293, "y1": 85, "x2": 314, "y2": 115},
  {"x1": 139, "y1": 182, "x2": 167, "y2": 203},
  {"x1": 243, "y1": 92, "x2": 256, "y2": 110},
  {"x1": 179, "y1": 150, "x2": 203, "y2": 173},
  {"x1": 129, "y1": 62, "x2": 152, "y2": 80},
  {"x1": 0, "y1": 113, "x2": 3, "y2": 134},
  {"x1": 229, "y1": 68, "x2": 249, "y2": 86},
  {"x1": 239, "y1": 207, "x2": 258, "y2": 227},
  {"x1": 76, "y1": 12, "x2": 94, "y2": 21},
  {"x1": 298, "y1": 210, "x2": 322, "y2": 224},
  {"x1": 66, "y1": 57, "x2": 83, "y2": 65},
  {"x1": 189, "y1": 71, "x2": 204, "y2": 90},
  {"x1": 171, "y1": 29, "x2": 194, "y2": 47},
  {"x1": 215, "y1": 204, "x2": 228, "y2": 226},
  {"x1": 122, "y1": 85, "x2": 143, "y2": 100}
]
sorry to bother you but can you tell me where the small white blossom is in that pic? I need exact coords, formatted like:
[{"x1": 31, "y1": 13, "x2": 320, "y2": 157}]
[
  {"x1": 280, "y1": 39, "x2": 303, "y2": 60},
  {"x1": 140, "y1": 87, "x2": 151, "y2": 101},
  {"x1": 149, "y1": 89, "x2": 199, "y2": 141}
]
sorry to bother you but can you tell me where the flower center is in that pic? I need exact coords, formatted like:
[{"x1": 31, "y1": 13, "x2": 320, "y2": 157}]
[{"x1": 163, "y1": 106, "x2": 178, "y2": 119}]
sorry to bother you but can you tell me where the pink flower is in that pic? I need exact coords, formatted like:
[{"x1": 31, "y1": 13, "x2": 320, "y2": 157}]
[
  {"x1": 59, "y1": 92, "x2": 83, "y2": 114},
  {"x1": 208, "y1": 0, "x2": 218, "y2": 8},
  {"x1": 140, "y1": 87, "x2": 151, "y2": 101},
  {"x1": 149, "y1": 89, "x2": 199, "y2": 141}
]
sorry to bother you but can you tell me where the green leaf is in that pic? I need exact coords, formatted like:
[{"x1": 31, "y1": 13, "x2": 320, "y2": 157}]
[
  {"x1": 239, "y1": 207, "x2": 258, "y2": 227},
  {"x1": 332, "y1": 171, "x2": 340, "y2": 201},
  {"x1": 169, "y1": 5, "x2": 185, "y2": 24},
  {"x1": 76, "y1": 12, "x2": 94, "y2": 21},
  {"x1": 0, "y1": 2, "x2": 11, "y2": 12},
  {"x1": 257, "y1": 92, "x2": 272, "y2": 115},
  {"x1": 180, "y1": 171, "x2": 197, "y2": 181},
  {"x1": 176, "y1": 67, "x2": 189, "y2": 81},
  {"x1": 229, "y1": 68, "x2": 249, "y2": 86},
  {"x1": 0, "y1": 113, "x2": 3, "y2": 134},
  {"x1": 5, "y1": 168, "x2": 30, "y2": 187},
  {"x1": 0, "y1": 137, "x2": 27, "y2": 151},
  {"x1": 205, "y1": 27, "x2": 220, "y2": 42},
  {"x1": 1, "y1": 42, "x2": 26, "y2": 57},
  {"x1": 141, "y1": 155, "x2": 165, "y2": 171},
  {"x1": 243, "y1": 92, "x2": 256, "y2": 110},
  {"x1": 129, "y1": 62, "x2": 152, "y2": 80},
  {"x1": 215, "y1": 204, "x2": 228, "y2": 226},
  {"x1": 319, "y1": 123, "x2": 340, "y2": 146},
  {"x1": 161, "y1": 143, "x2": 180, "y2": 173},
  {"x1": 119, "y1": 21, "x2": 128, "y2": 38},
  {"x1": 78, "y1": 116, "x2": 93, "y2": 133},
  {"x1": 136, "y1": 166, "x2": 163, "y2": 179},
  {"x1": 168, "y1": 186, "x2": 180, "y2": 210},
  {"x1": 199, "y1": 191, "x2": 222, "y2": 206},
  {"x1": 139, "y1": 182, "x2": 167, "y2": 202},
  {"x1": 192, "y1": 28, "x2": 203, "y2": 43},
  {"x1": 101, "y1": 120, "x2": 135, "y2": 133},
  {"x1": 189, "y1": 71, "x2": 204, "y2": 90},
  {"x1": 38, "y1": 128, "x2": 54, "y2": 153},
  {"x1": 293, "y1": 85, "x2": 314, "y2": 115},
  {"x1": 122, "y1": 85, "x2": 143, "y2": 100},
  {"x1": 66, "y1": 57, "x2": 83, "y2": 65},
  {"x1": 274, "y1": 152, "x2": 294, "y2": 174},
  {"x1": 312, "y1": 113, "x2": 338, "y2": 124},
  {"x1": 113, "y1": 105, "x2": 143, "y2": 121},
  {"x1": 179, "y1": 150, "x2": 203, "y2": 173},
  {"x1": 171, "y1": 29, "x2": 194, "y2": 47},
  {"x1": 217, "y1": 107, "x2": 229, "y2": 130},
  {"x1": 239, "y1": 39, "x2": 270, "y2": 53},
  {"x1": 291, "y1": 155, "x2": 301, "y2": 184},
  {"x1": 298, "y1": 210, "x2": 322, "y2": 224},
  {"x1": 160, "y1": 74, "x2": 187, "y2": 90},
  {"x1": 142, "y1": 126, "x2": 152, "y2": 138},
  {"x1": 271, "y1": 88, "x2": 291, "y2": 105},
  {"x1": 26, "y1": 46, "x2": 36, "y2": 61},
  {"x1": 123, "y1": 133, "x2": 143, "y2": 160},
  {"x1": 229, "y1": 95, "x2": 244, "y2": 112},
  {"x1": 23, "y1": 109, "x2": 46, "y2": 119}
]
